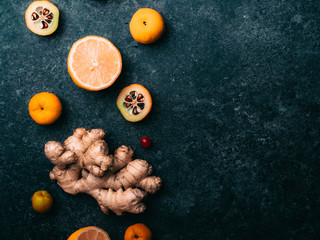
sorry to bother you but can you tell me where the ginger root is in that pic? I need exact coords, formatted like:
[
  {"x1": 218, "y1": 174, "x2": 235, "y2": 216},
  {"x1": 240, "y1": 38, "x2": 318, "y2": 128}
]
[{"x1": 45, "y1": 128, "x2": 162, "y2": 215}]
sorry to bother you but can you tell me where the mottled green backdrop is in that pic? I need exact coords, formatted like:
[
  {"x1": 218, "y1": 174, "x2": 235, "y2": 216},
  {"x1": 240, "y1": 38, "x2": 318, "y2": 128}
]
[{"x1": 0, "y1": 0, "x2": 319, "y2": 239}]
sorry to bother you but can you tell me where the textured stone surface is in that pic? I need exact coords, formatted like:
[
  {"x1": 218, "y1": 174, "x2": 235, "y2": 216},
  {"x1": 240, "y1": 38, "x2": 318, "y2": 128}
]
[{"x1": 0, "y1": 0, "x2": 320, "y2": 239}]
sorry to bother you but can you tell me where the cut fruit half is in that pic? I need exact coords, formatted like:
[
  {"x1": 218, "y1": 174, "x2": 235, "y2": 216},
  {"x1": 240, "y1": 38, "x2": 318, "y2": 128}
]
[
  {"x1": 68, "y1": 36, "x2": 122, "y2": 91},
  {"x1": 25, "y1": 1, "x2": 59, "y2": 36},
  {"x1": 117, "y1": 84, "x2": 152, "y2": 122},
  {"x1": 67, "y1": 226, "x2": 111, "y2": 240}
]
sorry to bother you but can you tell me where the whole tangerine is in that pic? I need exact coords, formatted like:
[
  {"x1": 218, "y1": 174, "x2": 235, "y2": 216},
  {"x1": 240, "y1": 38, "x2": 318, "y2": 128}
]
[
  {"x1": 28, "y1": 92, "x2": 62, "y2": 125},
  {"x1": 129, "y1": 8, "x2": 165, "y2": 44},
  {"x1": 124, "y1": 223, "x2": 152, "y2": 240},
  {"x1": 32, "y1": 190, "x2": 53, "y2": 213}
]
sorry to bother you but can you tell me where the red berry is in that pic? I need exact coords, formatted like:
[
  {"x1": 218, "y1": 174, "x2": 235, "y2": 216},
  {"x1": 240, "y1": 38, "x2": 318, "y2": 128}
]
[{"x1": 140, "y1": 136, "x2": 151, "y2": 148}]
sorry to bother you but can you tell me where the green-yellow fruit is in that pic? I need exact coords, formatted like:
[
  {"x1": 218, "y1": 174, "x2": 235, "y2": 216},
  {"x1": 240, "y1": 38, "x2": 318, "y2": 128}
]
[{"x1": 25, "y1": 1, "x2": 59, "y2": 36}]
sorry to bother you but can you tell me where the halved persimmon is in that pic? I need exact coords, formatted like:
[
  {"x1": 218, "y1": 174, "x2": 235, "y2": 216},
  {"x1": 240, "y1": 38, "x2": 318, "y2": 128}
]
[{"x1": 117, "y1": 84, "x2": 152, "y2": 122}]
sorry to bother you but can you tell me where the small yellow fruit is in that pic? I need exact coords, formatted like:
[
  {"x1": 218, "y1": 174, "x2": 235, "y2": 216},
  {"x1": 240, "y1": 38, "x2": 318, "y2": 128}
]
[{"x1": 32, "y1": 190, "x2": 53, "y2": 213}]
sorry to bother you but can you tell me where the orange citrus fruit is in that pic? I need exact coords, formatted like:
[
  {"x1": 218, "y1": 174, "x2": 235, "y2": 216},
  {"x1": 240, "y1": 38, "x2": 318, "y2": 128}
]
[
  {"x1": 67, "y1": 226, "x2": 111, "y2": 240},
  {"x1": 67, "y1": 36, "x2": 122, "y2": 91},
  {"x1": 28, "y1": 92, "x2": 62, "y2": 125},
  {"x1": 124, "y1": 223, "x2": 152, "y2": 240},
  {"x1": 32, "y1": 190, "x2": 53, "y2": 213},
  {"x1": 130, "y1": 8, "x2": 165, "y2": 44}
]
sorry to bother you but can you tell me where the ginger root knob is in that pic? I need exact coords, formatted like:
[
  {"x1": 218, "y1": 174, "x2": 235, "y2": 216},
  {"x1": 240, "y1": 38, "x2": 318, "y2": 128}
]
[{"x1": 45, "y1": 128, "x2": 162, "y2": 216}]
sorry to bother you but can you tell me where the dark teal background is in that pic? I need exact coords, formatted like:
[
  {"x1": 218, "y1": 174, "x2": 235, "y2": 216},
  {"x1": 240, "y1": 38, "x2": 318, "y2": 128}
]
[{"x1": 1, "y1": 0, "x2": 320, "y2": 239}]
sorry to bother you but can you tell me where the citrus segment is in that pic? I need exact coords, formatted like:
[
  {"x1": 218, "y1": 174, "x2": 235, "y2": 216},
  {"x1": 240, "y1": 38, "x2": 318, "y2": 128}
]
[
  {"x1": 67, "y1": 226, "x2": 111, "y2": 240},
  {"x1": 68, "y1": 36, "x2": 122, "y2": 91},
  {"x1": 117, "y1": 84, "x2": 152, "y2": 122}
]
